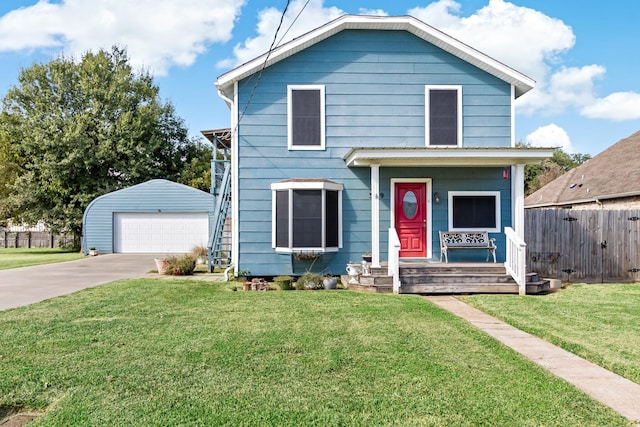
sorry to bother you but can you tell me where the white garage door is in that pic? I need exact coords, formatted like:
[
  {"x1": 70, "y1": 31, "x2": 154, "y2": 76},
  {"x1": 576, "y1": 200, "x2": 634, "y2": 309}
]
[{"x1": 113, "y1": 212, "x2": 209, "y2": 253}]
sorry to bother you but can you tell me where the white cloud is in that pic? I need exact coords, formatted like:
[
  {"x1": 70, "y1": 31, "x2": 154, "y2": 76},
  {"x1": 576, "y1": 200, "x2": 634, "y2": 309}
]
[
  {"x1": 409, "y1": 0, "x2": 575, "y2": 84},
  {"x1": 217, "y1": 0, "x2": 344, "y2": 69},
  {"x1": 520, "y1": 64, "x2": 606, "y2": 114},
  {"x1": 581, "y1": 92, "x2": 640, "y2": 121},
  {"x1": 0, "y1": 0, "x2": 245, "y2": 75},
  {"x1": 525, "y1": 124, "x2": 573, "y2": 152},
  {"x1": 358, "y1": 9, "x2": 388, "y2": 16},
  {"x1": 408, "y1": 0, "x2": 639, "y2": 122}
]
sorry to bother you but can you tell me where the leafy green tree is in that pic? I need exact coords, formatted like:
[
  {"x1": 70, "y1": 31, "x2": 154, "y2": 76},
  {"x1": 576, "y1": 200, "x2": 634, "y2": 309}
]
[
  {"x1": 0, "y1": 115, "x2": 23, "y2": 226},
  {"x1": 177, "y1": 138, "x2": 213, "y2": 192},
  {"x1": 518, "y1": 142, "x2": 591, "y2": 195},
  {"x1": 0, "y1": 47, "x2": 202, "y2": 244}
]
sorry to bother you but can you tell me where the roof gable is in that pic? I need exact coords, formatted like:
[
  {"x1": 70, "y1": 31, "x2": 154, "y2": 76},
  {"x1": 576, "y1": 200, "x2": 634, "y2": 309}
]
[
  {"x1": 216, "y1": 15, "x2": 534, "y2": 101},
  {"x1": 85, "y1": 179, "x2": 213, "y2": 211},
  {"x1": 525, "y1": 130, "x2": 640, "y2": 207}
]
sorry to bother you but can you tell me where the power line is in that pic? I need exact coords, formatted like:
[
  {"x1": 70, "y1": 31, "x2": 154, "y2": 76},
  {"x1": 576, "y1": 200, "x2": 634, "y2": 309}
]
[
  {"x1": 276, "y1": 0, "x2": 311, "y2": 46},
  {"x1": 237, "y1": 0, "x2": 292, "y2": 125}
]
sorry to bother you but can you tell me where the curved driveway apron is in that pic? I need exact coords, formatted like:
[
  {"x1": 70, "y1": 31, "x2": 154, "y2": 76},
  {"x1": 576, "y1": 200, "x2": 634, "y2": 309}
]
[{"x1": 0, "y1": 254, "x2": 157, "y2": 310}]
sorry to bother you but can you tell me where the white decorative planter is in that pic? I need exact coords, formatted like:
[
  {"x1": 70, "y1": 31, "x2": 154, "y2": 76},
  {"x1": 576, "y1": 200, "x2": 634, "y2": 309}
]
[
  {"x1": 346, "y1": 263, "x2": 361, "y2": 285},
  {"x1": 323, "y1": 278, "x2": 338, "y2": 290}
]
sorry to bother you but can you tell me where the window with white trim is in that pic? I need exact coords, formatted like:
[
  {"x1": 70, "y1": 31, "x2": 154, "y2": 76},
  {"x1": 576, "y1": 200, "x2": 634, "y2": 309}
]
[
  {"x1": 448, "y1": 191, "x2": 500, "y2": 232},
  {"x1": 271, "y1": 180, "x2": 342, "y2": 252},
  {"x1": 288, "y1": 85, "x2": 325, "y2": 150},
  {"x1": 425, "y1": 85, "x2": 462, "y2": 147}
]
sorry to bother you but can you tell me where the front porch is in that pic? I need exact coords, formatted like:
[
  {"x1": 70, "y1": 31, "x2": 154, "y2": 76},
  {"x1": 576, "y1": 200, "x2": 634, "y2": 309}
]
[{"x1": 342, "y1": 261, "x2": 550, "y2": 295}]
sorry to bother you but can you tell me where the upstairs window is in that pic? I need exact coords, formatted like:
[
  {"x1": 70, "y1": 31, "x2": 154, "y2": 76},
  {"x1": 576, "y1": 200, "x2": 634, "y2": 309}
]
[
  {"x1": 425, "y1": 86, "x2": 462, "y2": 147},
  {"x1": 288, "y1": 85, "x2": 325, "y2": 150},
  {"x1": 448, "y1": 191, "x2": 501, "y2": 233},
  {"x1": 271, "y1": 179, "x2": 342, "y2": 252}
]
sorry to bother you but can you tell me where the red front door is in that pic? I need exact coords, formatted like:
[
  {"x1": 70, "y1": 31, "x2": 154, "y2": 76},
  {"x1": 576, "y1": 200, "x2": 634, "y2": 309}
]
[{"x1": 395, "y1": 182, "x2": 427, "y2": 258}]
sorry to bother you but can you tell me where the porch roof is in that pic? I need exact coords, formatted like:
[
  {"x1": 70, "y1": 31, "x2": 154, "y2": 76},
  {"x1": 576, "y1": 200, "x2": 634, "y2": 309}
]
[{"x1": 343, "y1": 147, "x2": 553, "y2": 167}]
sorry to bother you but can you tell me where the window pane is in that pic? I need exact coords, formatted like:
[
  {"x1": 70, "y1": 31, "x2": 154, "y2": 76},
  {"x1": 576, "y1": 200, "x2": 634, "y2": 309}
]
[
  {"x1": 275, "y1": 191, "x2": 289, "y2": 248},
  {"x1": 325, "y1": 190, "x2": 339, "y2": 247},
  {"x1": 293, "y1": 190, "x2": 322, "y2": 247},
  {"x1": 430, "y1": 89, "x2": 457, "y2": 146},
  {"x1": 292, "y1": 90, "x2": 321, "y2": 146},
  {"x1": 402, "y1": 191, "x2": 418, "y2": 219},
  {"x1": 452, "y1": 196, "x2": 496, "y2": 229}
]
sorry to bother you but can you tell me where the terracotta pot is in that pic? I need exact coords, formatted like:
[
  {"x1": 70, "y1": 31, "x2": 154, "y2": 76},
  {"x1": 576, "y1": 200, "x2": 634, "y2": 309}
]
[
  {"x1": 243, "y1": 281, "x2": 251, "y2": 291},
  {"x1": 154, "y1": 258, "x2": 168, "y2": 275}
]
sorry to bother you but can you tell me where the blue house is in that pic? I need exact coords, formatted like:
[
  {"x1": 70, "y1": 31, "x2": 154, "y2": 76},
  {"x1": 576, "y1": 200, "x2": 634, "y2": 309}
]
[{"x1": 215, "y1": 15, "x2": 551, "y2": 292}]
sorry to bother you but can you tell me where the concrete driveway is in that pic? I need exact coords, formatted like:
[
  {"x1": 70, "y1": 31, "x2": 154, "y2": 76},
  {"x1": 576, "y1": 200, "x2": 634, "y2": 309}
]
[{"x1": 0, "y1": 254, "x2": 158, "y2": 311}]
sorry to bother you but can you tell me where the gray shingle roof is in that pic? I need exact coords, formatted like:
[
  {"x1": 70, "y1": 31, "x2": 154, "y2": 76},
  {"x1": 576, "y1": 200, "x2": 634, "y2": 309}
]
[{"x1": 525, "y1": 130, "x2": 640, "y2": 207}]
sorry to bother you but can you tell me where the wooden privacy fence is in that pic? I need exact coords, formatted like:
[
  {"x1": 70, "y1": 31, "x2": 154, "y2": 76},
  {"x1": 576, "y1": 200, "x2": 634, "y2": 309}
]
[
  {"x1": 525, "y1": 209, "x2": 640, "y2": 282},
  {"x1": 0, "y1": 230, "x2": 75, "y2": 249}
]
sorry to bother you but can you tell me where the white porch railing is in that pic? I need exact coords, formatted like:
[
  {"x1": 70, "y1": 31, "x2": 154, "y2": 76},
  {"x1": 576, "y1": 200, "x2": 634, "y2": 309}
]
[
  {"x1": 388, "y1": 228, "x2": 401, "y2": 293},
  {"x1": 504, "y1": 227, "x2": 527, "y2": 296}
]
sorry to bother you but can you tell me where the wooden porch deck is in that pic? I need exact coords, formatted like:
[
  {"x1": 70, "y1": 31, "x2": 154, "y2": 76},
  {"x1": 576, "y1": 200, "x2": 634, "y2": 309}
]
[{"x1": 341, "y1": 261, "x2": 550, "y2": 295}]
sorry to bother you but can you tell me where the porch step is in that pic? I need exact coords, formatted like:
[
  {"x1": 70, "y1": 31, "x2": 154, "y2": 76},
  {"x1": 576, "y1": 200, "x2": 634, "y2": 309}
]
[
  {"x1": 526, "y1": 279, "x2": 551, "y2": 294},
  {"x1": 401, "y1": 264, "x2": 507, "y2": 275},
  {"x1": 342, "y1": 263, "x2": 551, "y2": 295},
  {"x1": 400, "y1": 273, "x2": 515, "y2": 285},
  {"x1": 400, "y1": 283, "x2": 519, "y2": 294},
  {"x1": 340, "y1": 275, "x2": 392, "y2": 294}
]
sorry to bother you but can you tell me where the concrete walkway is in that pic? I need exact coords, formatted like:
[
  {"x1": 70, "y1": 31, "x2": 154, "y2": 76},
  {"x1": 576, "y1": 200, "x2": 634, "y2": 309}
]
[
  {"x1": 427, "y1": 295, "x2": 640, "y2": 425},
  {"x1": 0, "y1": 254, "x2": 158, "y2": 311}
]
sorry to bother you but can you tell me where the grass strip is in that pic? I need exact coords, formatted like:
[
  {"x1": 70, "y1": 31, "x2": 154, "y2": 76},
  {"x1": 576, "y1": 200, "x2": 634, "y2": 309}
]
[
  {"x1": 0, "y1": 280, "x2": 631, "y2": 426},
  {"x1": 464, "y1": 283, "x2": 640, "y2": 385},
  {"x1": 0, "y1": 248, "x2": 82, "y2": 270}
]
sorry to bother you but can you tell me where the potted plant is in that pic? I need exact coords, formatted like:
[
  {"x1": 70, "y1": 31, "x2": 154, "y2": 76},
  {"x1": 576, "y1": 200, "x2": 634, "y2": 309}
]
[
  {"x1": 88, "y1": 247, "x2": 99, "y2": 256},
  {"x1": 297, "y1": 272, "x2": 322, "y2": 290},
  {"x1": 191, "y1": 245, "x2": 208, "y2": 264},
  {"x1": 362, "y1": 252, "x2": 372, "y2": 262},
  {"x1": 322, "y1": 275, "x2": 338, "y2": 290},
  {"x1": 154, "y1": 258, "x2": 168, "y2": 275}
]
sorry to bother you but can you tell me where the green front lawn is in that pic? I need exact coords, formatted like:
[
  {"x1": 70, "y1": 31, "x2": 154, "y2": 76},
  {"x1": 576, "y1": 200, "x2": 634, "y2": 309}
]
[
  {"x1": 464, "y1": 283, "x2": 640, "y2": 385},
  {"x1": 0, "y1": 280, "x2": 629, "y2": 426},
  {"x1": 0, "y1": 248, "x2": 82, "y2": 270}
]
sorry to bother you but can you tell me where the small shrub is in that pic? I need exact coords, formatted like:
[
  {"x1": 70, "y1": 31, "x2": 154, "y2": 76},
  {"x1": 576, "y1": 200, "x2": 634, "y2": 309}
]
[
  {"x1": 297, "y1": 272, "x2": 322, "y2": 290},
  {"x1": 191, "y1": 245, "x2": 208, "y2": 259},
  {"x1": 163, "y1": 254, "x2": 196, "y2": 275},
  {"x1": 274, "y1": 275, "x2": 293, "y2": 290},
  {"x1": 235, "y1": 269, "x2": 250, "y2": 280}
]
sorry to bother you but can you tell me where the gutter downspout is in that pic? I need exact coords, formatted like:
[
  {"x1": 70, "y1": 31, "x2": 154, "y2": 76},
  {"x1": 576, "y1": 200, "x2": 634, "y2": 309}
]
[{"x1": 216, "y1": 83, "x2": 239, "y2": 275}]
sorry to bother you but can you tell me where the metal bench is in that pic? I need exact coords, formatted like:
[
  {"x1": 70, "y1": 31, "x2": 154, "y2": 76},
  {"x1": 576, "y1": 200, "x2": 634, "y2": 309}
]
[{"x1": 439, "y1": 231, "x2": 496, "y2": 263}]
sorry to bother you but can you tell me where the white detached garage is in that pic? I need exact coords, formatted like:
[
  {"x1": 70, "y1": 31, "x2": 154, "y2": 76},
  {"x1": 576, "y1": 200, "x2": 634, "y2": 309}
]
[{"x1": 83, "y1": 180, "x2": 214, "y2": 255}]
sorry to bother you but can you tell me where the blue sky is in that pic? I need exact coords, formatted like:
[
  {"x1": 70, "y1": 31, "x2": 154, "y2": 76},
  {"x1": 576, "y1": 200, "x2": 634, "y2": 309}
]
[{"x1": 1, "y1": 0, "x2": 639, "y2": 156}]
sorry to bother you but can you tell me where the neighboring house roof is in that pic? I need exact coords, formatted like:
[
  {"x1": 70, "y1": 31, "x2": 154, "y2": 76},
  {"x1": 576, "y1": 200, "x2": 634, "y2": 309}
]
[
  {"x1": 216, "y1": 14, "x2": 535, "y2": 102},
  {"x1": 525, "y1": 130, "x2": 640, "y2": 208}
]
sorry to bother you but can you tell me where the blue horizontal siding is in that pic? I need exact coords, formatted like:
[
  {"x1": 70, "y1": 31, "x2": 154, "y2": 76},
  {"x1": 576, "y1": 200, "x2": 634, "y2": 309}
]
[
  {"x1": 83, "y1": 179, "x2": 214, "y2": 254},
  {"x1": 234, "y1": 29, "x2": 516, "y2": 275}
]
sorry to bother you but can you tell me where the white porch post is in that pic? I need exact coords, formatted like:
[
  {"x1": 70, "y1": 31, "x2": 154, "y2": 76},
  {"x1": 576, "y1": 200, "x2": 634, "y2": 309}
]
[
  {"x1": 512, "y1": 164, "x2": 525, "y2": 239},
  {"x1": 371, "y1": 164, "x2": 381, "y2": 267}
]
